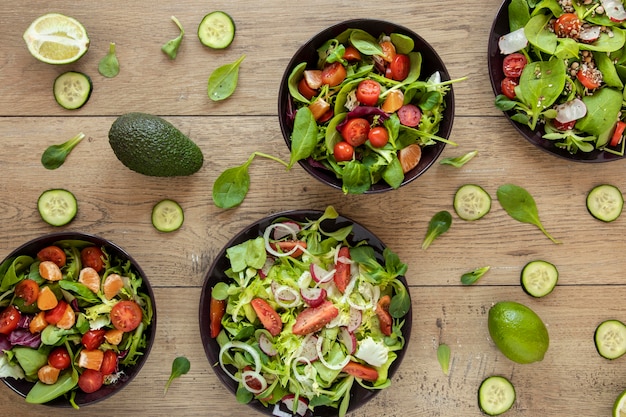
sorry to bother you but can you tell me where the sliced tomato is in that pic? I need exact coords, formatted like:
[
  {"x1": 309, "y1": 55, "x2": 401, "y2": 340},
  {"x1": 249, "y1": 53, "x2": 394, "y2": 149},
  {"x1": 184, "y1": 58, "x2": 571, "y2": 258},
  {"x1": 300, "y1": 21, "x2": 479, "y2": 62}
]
[
  {"x1": 356, "y1": 80, "x2": 381, "y2": 106},
  {"x1": 15, "y1": 279, "x2": 39, "y2": 306},
  {"x1": 334, "y1": 247, "x2": 351, "y2": 293},
  {"x1": 343, "y1": 46, "x2": 361, "y2": 61},
  {"x1": 368, "y1": 126, "x2": 389, "y2": 148},
  {"x1": 500, "y1": 77, "x2": 518, "y2": 100},
  {"x1": 342, "y1": 361, "x2": 379, "y2": 381},
  {"x1": 78, "y1": 369, "x2": 104, "y2": 393},
  {"x1": 269, "y1": 240, "x2": 307, "y2": 258},
  {"x1": 37, "y1": 245, "x2": 66, "y2": 267},
  {"x1": 0, "y1": 305, "x2": 21, "y2": 335},
  {"x1": 292, "y1": 300, "x2": 339, "y2": 335},
  {"x1": 397, "y1": 104, "x2": 422, "y2": 127},
  {"x1": 610, "y1": 121, "x2": 626, "y2": 147},
  {"x1": 554, "y1": 13, "x2": 582, "y2": 38},
  {"x1": 379, "y1": 41, "x2": 396, "y2": 62},
  {"x1": 318, "y1": 109, "x2": 334, "y2": 123},
  {"x1": 333, "y1": 141, "x2": 354, "y2": 162},
  {"x1": 390, "y1": 54, "x2": 410, "y2": 81},
  {"x1": 298, "y1": 78, "x2": 317, "y2": 100},
  {"x1": 44, "y1": 300, "x2": 67, "y2": 325},
  {"x1": 321, "y1": 62, "x2": 346, "y2": 87},
  {"x1": 342, "y1": 118, "x2": 370, "y2": 147},
  {"x1": 48, "y1": 346, "x2": 71, "y2": 370},
  {"x1": 577, "y1": 65, "x2": 602, "y2": 89},
  {"x1": 81, "y1": 246, "x2": 105, "y2": 272},
  {"x1": 209, "y1": 295, "x2": 226, "y2": 338},
  {"x1": 250, "y1": 298, "x2": 283, "y2": 336},
  {"x1": 82, "y1": 329, "x2": 106, "y2": 350},
  {"x1": 502, "y1": 53, "x2": 528, "y2": 78},
  {"x1": 375, "y1": 295, "x2": 393, "y2": 336},
  {"x1": 100, "y1": 350, "x2": 118, "y2": 375},
  {"x1": 110, "y1": 300, "x2": 143, "y2": 332}
]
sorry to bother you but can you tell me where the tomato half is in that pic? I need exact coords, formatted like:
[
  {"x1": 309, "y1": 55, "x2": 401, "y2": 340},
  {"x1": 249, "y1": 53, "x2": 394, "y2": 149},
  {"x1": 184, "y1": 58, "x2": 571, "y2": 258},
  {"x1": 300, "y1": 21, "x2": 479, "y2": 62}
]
[
  {"x1": 502, "y1": 53, "x2": 528, "y2": 78},
  {"x1": 48, "y1": 346, "x2": 71, "y2": 370},
  {"x1": 81, "y1": 246, "x2": 105, "y2": 272},
  {"x1": 554, "y1": 13, "x2": 582, "y2": 38},
  {"x1": 375, "y1": 295, "x2": 393, "y2": 336},
  {"x1": 356, "y1": 80, "x2": 381, "y2": 106},
  {"x1": 577, "y1": 65, "x2": 601, "y2": 89},
  {"x1": 501, "y1": 77, "x2": 519, "y2": 99},
  {"x1": 110, "y1": 300, "x2": 143, "y2": 332},
  {"x1": 334, "y1": 247, "x2": 351, "y2": 293},
  {"x1": 368, "y1": 126, "x2": 389, "y2": 148},
  {"x1": 37, "y1": 246, "x2": 66, "y2": 267},
  {"x1": 343, "y1": 45, "x2": 361, "y2": 61},
  {"x1": 78, "y1": 369, "x2": 104, "y2": 393},
  {"x1": 390, "y1": 54, "x2": 410, "y2": 81},
  {"x1": 44, "y1": 300, "x2": 67, "y2": 325},
  {"x1": 0, "y1": 305, "x2": 21, "y2": 335},
  {"x1": 397, "y1": 104, "x2": 422, "y2": 127},
  {"x1": 292, "y1": 300, "x2": 339, "y2": 335},
  {"x1": 250, "y1": 298, "x2": 282, "y2": 336},
  {"x1": 298, "y1": 78, "x2": 317, "y2": 100},
  {"x1": 209, "y1": 296, "x2": 226, "y2": 338},
  {"x1": 333, "y1": 141, "x2": 354, "y2": 162},
  {"x1": 321, "y1": 62, "x2": 346, "y2": 87},
  {"x1": 100, "y1": 350, "x2": 118, "y2": 375},
  {"x1": 82, "y1": 329, "x2": 106, "y2": 350},
  {"x1": 341, "y1": 118, "x2": 370, "y2": 147},
  {"x1": 15, "y1": 279, "x2": 39, "y2": 306}
]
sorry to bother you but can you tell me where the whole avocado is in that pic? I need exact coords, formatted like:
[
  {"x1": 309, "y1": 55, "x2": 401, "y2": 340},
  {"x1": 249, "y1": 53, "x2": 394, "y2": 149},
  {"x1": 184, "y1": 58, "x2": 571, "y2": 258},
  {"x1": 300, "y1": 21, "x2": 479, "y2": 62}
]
[{"x1": 108, "y1": 112, "x2": 203, "y2": 177}]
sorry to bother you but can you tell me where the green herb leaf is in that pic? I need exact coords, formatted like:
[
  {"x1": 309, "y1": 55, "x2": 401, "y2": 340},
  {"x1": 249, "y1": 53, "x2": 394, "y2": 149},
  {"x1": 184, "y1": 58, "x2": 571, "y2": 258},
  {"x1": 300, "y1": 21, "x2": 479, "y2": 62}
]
[
  {"x1": 208, "y1": 54, "x2": 245, "y2": 101},
  {"x1": 164, "y1": 356, "x2": 190, "y2": 394},
  {"x1": 390, "y1": 33, "x2": 414, "y2": 54},
  {"x1": 349, "y1": 29, "x2": 383, "y2": 55},
  {"x1": 288, "y1": 107, "x2": 318, "y2": 168},
  {"x1": 212, "y1": 159, "x2": 252, "y2": 209},
  {"x1": 497, "y1": 184, "x2": 561, "y2": 244},
  {"x1": 437, "y1": 343, "x2": 451, "y2": 375},
  {"x1": 98, "y1": 42, "x2": 120, "y2": 78},
  {"x1": 211, "y1": 282, "x2": 229, "y2": 300},
  {"x1": 461, "y1": 266, "x2": 490, "y2": 285},
  {"x1": 161, "y1": 16, "x2": 184, "y2": 60},
  {"x1": 422, "y1": 211, "x2": 452, "y2": 250},
  {"x1": 41, "y1": 132, "x2": 85, "y2": 170},
  {"x1": 439, "y1": 150, "x2": 478, "y2": 167}
]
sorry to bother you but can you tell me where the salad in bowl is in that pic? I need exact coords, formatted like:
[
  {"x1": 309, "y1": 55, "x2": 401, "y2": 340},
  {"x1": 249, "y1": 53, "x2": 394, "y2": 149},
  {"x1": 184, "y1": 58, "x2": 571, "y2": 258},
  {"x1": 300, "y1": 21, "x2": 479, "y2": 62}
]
[{"x1": 199, "y1": 207, "x2": 411, "y2": 417}]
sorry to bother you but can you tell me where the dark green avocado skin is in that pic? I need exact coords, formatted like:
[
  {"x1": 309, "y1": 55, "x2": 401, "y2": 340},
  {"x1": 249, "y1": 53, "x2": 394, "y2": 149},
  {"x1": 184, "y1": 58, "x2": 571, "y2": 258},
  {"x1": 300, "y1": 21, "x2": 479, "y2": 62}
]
[{"x1": 108, "y1": 112, "x2": 204, "y2": 177}]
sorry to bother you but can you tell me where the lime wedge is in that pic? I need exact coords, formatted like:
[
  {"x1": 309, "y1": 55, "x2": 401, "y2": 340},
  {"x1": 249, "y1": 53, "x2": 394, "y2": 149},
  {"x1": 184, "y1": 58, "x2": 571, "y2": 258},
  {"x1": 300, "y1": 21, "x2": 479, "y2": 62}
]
[{"x1": 23, "y1": 13, "x2": 89, "y2": 64}]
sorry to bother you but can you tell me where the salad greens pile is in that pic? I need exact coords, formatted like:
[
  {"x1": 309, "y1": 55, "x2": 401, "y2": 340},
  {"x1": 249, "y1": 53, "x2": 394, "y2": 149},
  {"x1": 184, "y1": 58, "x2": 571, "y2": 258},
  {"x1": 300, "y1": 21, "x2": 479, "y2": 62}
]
[
  {"x1": 495, "y1": 0, "x2": 626, "y2": 155},
  {"x1": 0, "y1": 239, "x2": 153, "y2": 408},
  {"x1": 210, "y1": 206, "x2": 410, "y2": 416}
]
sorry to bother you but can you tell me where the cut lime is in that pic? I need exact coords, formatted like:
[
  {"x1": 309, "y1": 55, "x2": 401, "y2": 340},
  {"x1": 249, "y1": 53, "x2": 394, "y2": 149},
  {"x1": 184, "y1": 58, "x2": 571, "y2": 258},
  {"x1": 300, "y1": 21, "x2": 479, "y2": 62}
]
[
  {"x1": 23, "y1": 13, "x2": 89, "y2": 64},
  {"x1": 614, "y1": 388, "x2": 626, "y2": 417}
]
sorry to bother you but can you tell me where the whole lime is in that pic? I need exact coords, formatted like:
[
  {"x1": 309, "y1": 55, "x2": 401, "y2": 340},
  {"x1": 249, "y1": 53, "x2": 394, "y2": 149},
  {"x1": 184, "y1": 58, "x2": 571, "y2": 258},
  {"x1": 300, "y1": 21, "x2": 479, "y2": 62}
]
[{"x1": 488, "y1": 301, "x2": 549, "y2": 364}]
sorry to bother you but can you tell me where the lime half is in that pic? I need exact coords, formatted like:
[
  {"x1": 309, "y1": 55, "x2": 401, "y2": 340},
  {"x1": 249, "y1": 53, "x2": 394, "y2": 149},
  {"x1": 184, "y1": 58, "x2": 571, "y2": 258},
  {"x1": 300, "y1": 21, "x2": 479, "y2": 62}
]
[
  {"x1": 614, "y1": 389, "x2": 626, "y2": 417},
  {"x1": 23, "y1": 13, "x2": 89, "y2": 64}
]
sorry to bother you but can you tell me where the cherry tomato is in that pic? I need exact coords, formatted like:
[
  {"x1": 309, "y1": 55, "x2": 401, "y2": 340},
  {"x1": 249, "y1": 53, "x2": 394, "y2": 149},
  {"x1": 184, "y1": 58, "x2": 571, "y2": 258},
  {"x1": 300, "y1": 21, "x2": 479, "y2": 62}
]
[
  {"x1": 81, "y1": 246, "x2": 105, "y2": 272},
  {"x1": 334, "y1": 247, "x2": 351, "y2": 293},
  {"x1": 317, "y1": 109, "x2": 334, "y2": 123},
  {"x1": 341, "y1": 118, "x2": 370, "y2": 147},
  {"x1": 397, "y1": 104, "x2": 422, "y2": 127},
  {"x1": 390, "y1": 54, "x2": 410, "y2": 81},
  {"x1": 0, "y1": 305, "x2": 21, "y2": 335},
  {"x1": 343, "y1": 45, "x2": 361, "y2": 61},
  {"x1": 577, "y1": 65, "x2": 601, "y2": 89},
  {"x1": 82, "y1": 329, "x2": 106, "y2": 350},
  {"x1": 37, "y1": 246, "x2": 66, "y2": 267},
  {"x1": 321, "y1": 62, "x2": 346, "y2": 87},
  {"x1": 292, "y1": 300, "x2": 339, "y2": 335},
  {"x1": 44, "y1": 300, "x2": 67, "y2": 325},
  {"x1": 250, "y1": 298, "x2": 283, "y2": 336},
  {"x1": 209, "y1": 296, "x2": 226, "y2": 338},
  {"x1": 333, "y1": 141, "x2": 354, "y2": 162},
  {"x1": 110, "y1": 300, "x2": 143, "y2": 332},
  {"x1": 78, "y1": 369, "x2": 104, "y2": 393},
  {"x1": 379, "y1": 40, "x2": 396, "y2": 62},
  {"x1": 553, "y1": 119, "x2": 576, "y2": 131},
  {"x1": 48, "y1": 346, "x2": 71, "y2": 370},
  {"x1": 554, "y1": 13, "x2": 582, "y2": 38},
  {"x1": 356, "y1": 80, "x2": 381, "y2": 106},
  {"x1": 610, "y1": 121, "x2": 626, "y2": 147},
  {"x1": 375, "y1": 295, "x2": 393, "y2": 336},
  {"x1": 100, "y1": 350, "x2": 118, "y2": 375},
  {"x1": 501, "y1": 77, "x2": 519, "y2": 99},
  {"x1": 368, "y1": 126, "x2": 389, "y2": 148},
  {"x1": 298, "y1": 77, "x2": 317, "y2": 100},
  {"x1": 502, "y1": 53, "x2": 528, "y2": 78},
  {"x1": 342, "y1": 361, "x2": 379, "y2": 382},
  {"x1": 15, "y1": 279, "x2": 39, "y2": 306}
]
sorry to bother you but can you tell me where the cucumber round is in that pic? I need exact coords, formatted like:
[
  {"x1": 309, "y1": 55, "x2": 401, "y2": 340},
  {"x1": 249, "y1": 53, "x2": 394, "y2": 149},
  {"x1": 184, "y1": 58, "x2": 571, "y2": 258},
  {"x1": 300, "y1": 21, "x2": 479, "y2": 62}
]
[
  {"x1": 53, "y1": 71, "x2": 92, "y2": 110},
  {"x1": 37, "y1": 189, "x2": 77, "y2": 226},
  {"x1": 152, "y1": 199, "x2": 184, "y2": 232},
  {"x1": 453, "y1": 184, "x2": 491, "y2": 221},
  {"x1": 595, "y1": 319, "x2": 626, "y2": 360},
  {"x1": 521, "y1": 260, "x2": 558, "y2": 298},
  {"x1": 478, "y1": 375, "x2": 515, "y2": 416},
  {"x1": 198, "y1": 11, "x2": 235, "y2": 49},
  {"x1": 586, "y1": 184, "x2": 623, "y2": 222}
]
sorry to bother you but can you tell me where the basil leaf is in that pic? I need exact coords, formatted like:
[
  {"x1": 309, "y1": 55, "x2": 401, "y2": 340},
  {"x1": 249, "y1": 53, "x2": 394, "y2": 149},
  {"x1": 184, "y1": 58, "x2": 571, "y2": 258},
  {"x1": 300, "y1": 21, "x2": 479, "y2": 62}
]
[{"x1": 208, "y1": 54, "x2": 245, "y2": 101}]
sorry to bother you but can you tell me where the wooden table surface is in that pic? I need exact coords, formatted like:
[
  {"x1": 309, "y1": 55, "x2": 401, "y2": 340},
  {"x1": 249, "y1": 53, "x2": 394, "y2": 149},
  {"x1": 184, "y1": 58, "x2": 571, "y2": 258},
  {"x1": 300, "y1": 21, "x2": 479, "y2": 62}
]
[{"x1": 2, "y1": 1, "x2": 626, "y2": 416}]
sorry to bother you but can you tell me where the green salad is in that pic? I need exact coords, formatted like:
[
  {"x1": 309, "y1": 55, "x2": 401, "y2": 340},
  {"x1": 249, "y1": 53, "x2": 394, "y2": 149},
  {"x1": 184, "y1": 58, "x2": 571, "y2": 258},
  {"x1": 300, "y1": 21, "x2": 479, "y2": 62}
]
[{"x1": 209, "y1": 207, "x2": 410, "y2": 416}]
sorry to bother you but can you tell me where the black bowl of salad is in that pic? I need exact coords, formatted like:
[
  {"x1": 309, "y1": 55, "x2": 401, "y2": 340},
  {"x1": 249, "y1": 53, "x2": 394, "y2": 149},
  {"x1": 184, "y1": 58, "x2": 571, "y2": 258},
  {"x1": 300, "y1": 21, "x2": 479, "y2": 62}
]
[
  {"x1": 0, "y1": 232, "x2": 156, "y2": 407},
  {"x1": 199, "y1": 207, "x2": 412, "y2": 417},
  {"x1": 488, "y1": 0, "x2": 626, "y2": 162},
  {"x1": 278, "y1": 19, "x2": 457, "y2": 194}
]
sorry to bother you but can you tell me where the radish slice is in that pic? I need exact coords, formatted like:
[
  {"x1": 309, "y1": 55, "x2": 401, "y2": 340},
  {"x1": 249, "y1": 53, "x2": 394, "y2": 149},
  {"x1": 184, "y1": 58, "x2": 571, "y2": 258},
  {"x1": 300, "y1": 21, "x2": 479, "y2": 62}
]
[
  {"x1": 347, "y1": 308, "x2": 362, "y2": 332},
  {"x1": 499, "y1": 28, "x2": 528, "y2": 55},
  {"x1": 258, "y1": 331, "x2": 278, "y2": 356},
  {"x1": 272, "y1": 404, "x2": 292, "y2": 417},
  {"x1": 281, "y1": 394, "x2": 309, "y2": 416},
  {"x1": 339, "y1": 327, "x2": 357, "y2": 354},
  {"x1": 272, "y1": 221, "x2": 302, "y2": 240},
  {"x1": 272, "y1": 283, "x2": 300, "y2": 308},
  {"x1": 258, "y1": 257, "x2": 274, "y2": 279},
  {"x1": 300, "y1": 286, "x2": 327, "y2": 307},
  {"x1": 555, "y1": 98, "x2": 587, "y2": 123},
  {"x1": 579, "y1": 26, "x2": 601, "y2": 43},
  {"x1": 601, "y1": 0, "x2": 626, "y2": 22},
  {"x1": 297, "y1": 334, "x2": 319, "y2": 362},
  {"x1": 316, "y1": 335, "x2": 350, "y2": 370},
  {"x1": 241, "y1": 369, "x2": 267, "y2": 394},
  {"x1": 310, "y1": 263, "x2": 335, "y2": 283}
]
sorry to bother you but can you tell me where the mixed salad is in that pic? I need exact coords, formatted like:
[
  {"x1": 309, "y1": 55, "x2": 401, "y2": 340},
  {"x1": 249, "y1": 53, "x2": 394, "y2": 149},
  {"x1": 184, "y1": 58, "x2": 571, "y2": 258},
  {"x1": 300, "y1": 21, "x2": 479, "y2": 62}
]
[
  {"x1": 495, "y1": 0, "x2": 626, "y2": 155},
  {"x1": 0, "y1": 239, "x2": 153, "y2": 407},
  {"x1": 208, "y1": 207, "x2": 410, "y2": 417},
  {"x1": 285, "y1": 27, "x2": 461, "y2": 194}
]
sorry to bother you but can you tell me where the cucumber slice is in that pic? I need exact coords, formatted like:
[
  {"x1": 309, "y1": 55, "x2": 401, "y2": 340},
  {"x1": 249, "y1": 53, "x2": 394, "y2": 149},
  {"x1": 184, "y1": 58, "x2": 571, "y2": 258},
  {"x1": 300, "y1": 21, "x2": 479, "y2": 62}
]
[
  {"x1": 37, "y1": 189, "x2": 77, "y2": 226},
  {"x1": 521, "y1": 260, "x2": 558, "y2": 298},
  {"x1": 152, "y1": 199, "x2": 184, "y2": 232},
  {"x1": 478, "y1": 376, "x2": 515, "y2": 416},
  {"x1": 595, "y1": 319, "x2": 626, "y2": 360},
  {"x1": 53, "y1": 71, "x2": 92, "y2": 110},
  {"x1": 198, "y1": 11, "x2": 235, "y2": 49},
  {"x1": 586, "y1": 184, "x2": 623, "y2": 222},
  {"x1": 453, "y1": 184, "x2": 491, "y2": 221}
]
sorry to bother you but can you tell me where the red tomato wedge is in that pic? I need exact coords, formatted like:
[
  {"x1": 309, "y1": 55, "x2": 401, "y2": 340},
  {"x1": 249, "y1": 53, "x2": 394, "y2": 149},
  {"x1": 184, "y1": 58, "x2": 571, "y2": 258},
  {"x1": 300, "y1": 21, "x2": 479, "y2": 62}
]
[
  {"x1": 81, "y1": 246, "x2": 105, "y2": 272},
  {"x1": 342, "y1": 361, "x2": 379, "y2": 382},
  {"x1": 44, "y1": 300, "x2": 68, "y2": 325},
  {"x1": 15, "y1": 279, "x2": 39, "y2": 306},
  {"x1": 334, "y1": 247, "x2": 351, "y2": 293},
  {"x1": 251, "y1": 298, "x2": 282, "y2": 336},
  {"x1": 502, "y1": 53, "x2": 527, "y2": 78},
  {"x1": 390, "y1": 54, "x2": 410, "y2": 81},
  {"x1": 292, "y1": 300, "x2": 339, "y2": 335},
  {"x1": 78, "y1": 369, "x2": 103, "y2": 393},
  {"x1": 0, "y1": 305, "x2": 21, "y2": 335},
  {"x1": 210, "y1": 296, "x2": 226, "y2": 338},
  {"x1": 341, "y1": 118, "x2": 370, "y2": 147},
  {"x1": 610, "y1": 121, "x2": 626, "y2": 147},
  {"x1": 501, "y1": 77, "x2": 519, "y2": 99}
]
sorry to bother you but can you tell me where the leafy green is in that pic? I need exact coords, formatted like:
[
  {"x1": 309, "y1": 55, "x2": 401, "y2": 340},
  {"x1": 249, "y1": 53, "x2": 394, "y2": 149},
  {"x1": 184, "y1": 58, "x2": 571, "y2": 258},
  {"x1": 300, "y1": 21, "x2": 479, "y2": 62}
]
[
  {"x1": 437, "y1": 343, "x2": 451, "y2": 375},
  {"x1": 439, "y1": 150, "x2": 478, "y2": 167},
  {"x1": 208, "y1": 55, "x2": 245, "y2": 101},
  {"x1": 164, "y1": 356, "x2": 190, "y2": 394},
  {"x1": 41, "y1": 132, "x2": 85, "y2": 170},
  {"x1": 98, "y1": 42, "x2": 120, "y2": 78},
  {"x1": 161, "y1": 16, "x2": 184, "y2": 60},
  {"x1": 461, "y1": 266, "x2": 490, "y2": 285},
  {"x1": 226, "y1": 237, "x2": 267, "y2": 272},
  {"x1": 288, "y1": 107, "x2": 319, "y2": 169},
  {"x1": 25, "y1": 368, "x2": 79, "y2": 404},
  {"x1": 422, "y1": 211, "x2": 452, "y2": 250}
]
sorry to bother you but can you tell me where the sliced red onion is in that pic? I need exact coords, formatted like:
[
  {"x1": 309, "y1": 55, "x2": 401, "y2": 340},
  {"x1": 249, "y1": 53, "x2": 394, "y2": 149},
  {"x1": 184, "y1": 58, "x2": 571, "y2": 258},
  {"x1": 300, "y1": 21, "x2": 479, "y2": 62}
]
[
  {"x1": 601, "y1": 0, "x2": 626, "y2": 22},
  {"x1": 258, "y1": 332, "x2": 278, "y2": 356},
  {"x1": 281, "y1": 394, "x2": 309, "y2": 417},
  {"x1": 339, "y1": 327, "x2": 357, "y2": 354},
  {"x1": 499, "y1": 28, "x2": 528, "y2": 55},
  {"x1": 272, "y1": 221, "x2": 302, "y2": 240},
  {"x1": 300, "y1": 286, "x2": 327, "y2": 308},
  {"x1": 555, "y1": 98, "x2": 587, "y2": 123},
  {"x1": 347, "y1": 308, "x2": 362, "y2": 332},
  {"x1": 309, "y1": 263, "x2": 335, "y2": 283},
  {"x1": 579, "y1": 26, "x2": 601, "y2": 43},
  {"x1": 241, "y1": 369, "x2": 268, "y2": 394}
]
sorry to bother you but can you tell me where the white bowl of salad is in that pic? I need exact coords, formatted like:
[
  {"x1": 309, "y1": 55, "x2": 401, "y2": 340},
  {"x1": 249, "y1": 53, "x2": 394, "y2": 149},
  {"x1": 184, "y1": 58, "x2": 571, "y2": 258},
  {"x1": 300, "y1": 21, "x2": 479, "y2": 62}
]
[
  {"x1": 489, "y1": 0, "x2": 626, "y2": 162},
  {"x1": 0, "y1": 232, "x2": 156, "y2": 407},
  {"x1": 278, "y1": 19, "x2": 456, "y2": 194},
  {"x1": 199, "y1": 207, "x2": 412, "y2": 417}
]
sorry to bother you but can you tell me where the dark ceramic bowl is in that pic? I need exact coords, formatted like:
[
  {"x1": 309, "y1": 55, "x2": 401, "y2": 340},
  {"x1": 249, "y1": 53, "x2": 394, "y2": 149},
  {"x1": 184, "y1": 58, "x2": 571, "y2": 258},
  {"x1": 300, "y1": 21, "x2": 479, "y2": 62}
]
[
  {"x1": 488, "y1": 0, "x2": 624, "y2": 162},
  {"x1": 278, "y1": 19, "x2": 455, "y2": 192},
  {"x1": 0, "y1": 232, "x2": 156, "y2": 407},
  {"x1": 199, "y1": 209, "x2": 412, "y2": 416}
]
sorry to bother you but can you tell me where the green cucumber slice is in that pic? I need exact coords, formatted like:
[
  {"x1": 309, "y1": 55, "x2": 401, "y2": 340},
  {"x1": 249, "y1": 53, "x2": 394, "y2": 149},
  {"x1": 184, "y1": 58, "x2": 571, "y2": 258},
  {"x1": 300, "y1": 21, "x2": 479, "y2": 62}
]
[
  {"x1": 586, "y1": 184, "x2": 623, "y2": 222},
  {"x1": 595, "y1": 319, "x2": 626, "y2": 360},
  {"x1": 478, "y1": 376, "x2": 515, "y2": 416},
  {"x1": 521, "y1": 260, "x2": 558, "y2": 298},
  {"x1": 152, "y1": 199, "x2": 184, "y2": 232},
  {"x1": 53, "y1": 71, "x2": 92, "y2": 110},
  {"x1": 197, "y1": 11, "x2": 235, "y2": 49},
  {"x1": 453, "y1": 184, "x2": 491, "y2": 221},
  {"x1": 37, "y1": 189, "x2": 77, "y2": 226}
]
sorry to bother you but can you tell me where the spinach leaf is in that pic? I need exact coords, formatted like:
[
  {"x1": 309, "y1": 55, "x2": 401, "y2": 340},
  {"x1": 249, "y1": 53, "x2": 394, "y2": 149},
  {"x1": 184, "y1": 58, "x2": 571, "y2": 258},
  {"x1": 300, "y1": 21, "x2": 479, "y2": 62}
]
[
  {"x1": 25, "y1": 368, "x2": 79, "y2": 404},
  {"x1": 576, "y1": 87, "x2": 623, "y2": 146},
  {"x1": 41, "y1": 132, "x2": 85, "y2": 170},
  {"x1": 497, "y1": 184, "x2": 560, "y2": 243},
  {"x1": 341, "y1": 161, "x2": 371, "y2": 194},
  {"x1": 164, "y1": 356, "x2": 190, "y2": 394},
  {"x1": 98, "y1": 43, "x2": 120, "y2": 78},
  {"x1": 212, "y1": 161, "x2": 251, "y2": 209},
  {"x1": 390, "y1": 33, "x2": 414, "y2": 54},
  {"x1": 381, "y1": 156, "x2": 404, "y2": 189},
  {"x1": 439, "y1": 150, "x2": 478, "y2": 167},
  {"x1": 349, "y1": 29, "x2": 383, "y2": 55},
  {"x1": 161, "y1": 16, "x2": 185, "y2": 60},
  {"x1": 524, "y1": 13, "x2": 557, "y2": 54},
  {"x1": 461, "y1": 266, "x2": 491, "y2": 285},
  {"x1": 509, "y1": 0, "x2": 531, "y2": 31},
  {"x1": 516, "y1": 58, "x2": 566, "y2": 129},
  {"x1": 208, "y1": 54, "x2": 245, "y2": 101},
  {"x1": 579, "y1": 28, "x2": 625, "y2": 53},
  {"x1": 0, "y1": 255, "x2": 33, "y2": 292},
  {"x1": 287, "y1": 62, "x2": 310, "y2": 104},
  {"x1": 289, "y1": 107, "x2": 319, "y2": 168},
  {"x1": 422, "y1": 211, "x2": 452, "y2": 250},
  {"x1": 594, "y1": 52, "x2": 623, "y2": 89}
]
